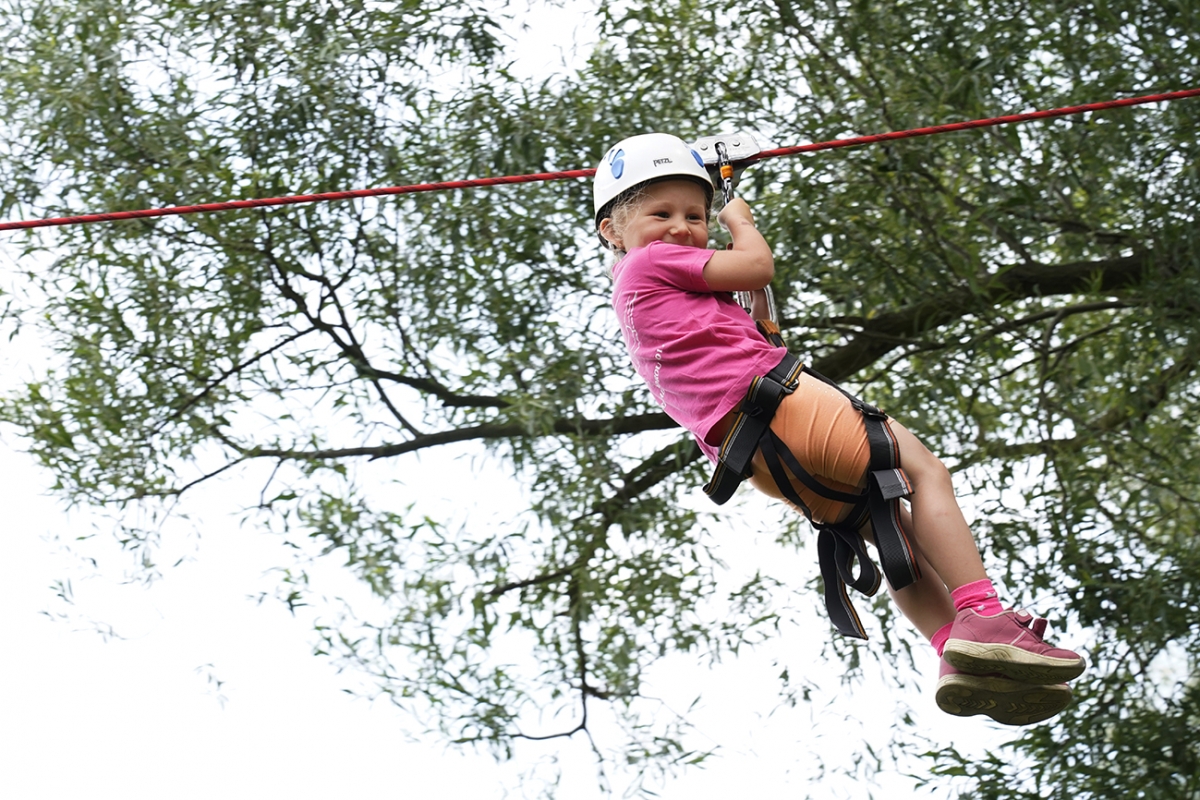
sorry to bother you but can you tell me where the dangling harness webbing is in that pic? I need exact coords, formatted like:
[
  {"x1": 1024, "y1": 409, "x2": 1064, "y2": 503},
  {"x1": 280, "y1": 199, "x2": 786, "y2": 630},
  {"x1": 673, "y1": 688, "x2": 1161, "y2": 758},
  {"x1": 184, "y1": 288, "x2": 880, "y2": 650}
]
[{"x1": 702, "y1": 320, "x2": 922, "y2": 639}]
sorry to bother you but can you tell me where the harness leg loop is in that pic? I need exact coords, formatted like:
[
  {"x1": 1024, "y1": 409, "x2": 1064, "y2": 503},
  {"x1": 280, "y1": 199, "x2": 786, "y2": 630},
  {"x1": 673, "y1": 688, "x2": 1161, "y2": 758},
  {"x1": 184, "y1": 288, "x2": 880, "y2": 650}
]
[{"x1": 704, "y1": 349, "x2": 923, "y2": 638}]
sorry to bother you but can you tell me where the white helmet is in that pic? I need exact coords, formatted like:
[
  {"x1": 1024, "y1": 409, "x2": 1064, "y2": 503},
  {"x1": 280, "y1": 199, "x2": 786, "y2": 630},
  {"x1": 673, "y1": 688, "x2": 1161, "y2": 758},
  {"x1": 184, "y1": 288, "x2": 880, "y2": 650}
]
[{"x1": 593, "y1": 133, "x2": 715, "y2": 247}]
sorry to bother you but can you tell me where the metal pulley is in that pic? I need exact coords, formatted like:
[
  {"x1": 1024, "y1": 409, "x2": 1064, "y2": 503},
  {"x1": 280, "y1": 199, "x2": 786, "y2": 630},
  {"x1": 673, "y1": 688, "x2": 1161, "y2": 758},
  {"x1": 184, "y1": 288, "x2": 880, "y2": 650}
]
[{"x1": 691, "y1": 133, "x2": 778, "y2": 324}]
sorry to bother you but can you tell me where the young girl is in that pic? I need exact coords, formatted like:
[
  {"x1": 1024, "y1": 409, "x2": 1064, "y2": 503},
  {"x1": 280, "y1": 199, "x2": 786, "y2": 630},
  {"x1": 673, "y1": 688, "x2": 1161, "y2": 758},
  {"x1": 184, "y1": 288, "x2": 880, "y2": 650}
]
[{"x1": 594, "y1": 133, "x2": 1086, "y2": 726}]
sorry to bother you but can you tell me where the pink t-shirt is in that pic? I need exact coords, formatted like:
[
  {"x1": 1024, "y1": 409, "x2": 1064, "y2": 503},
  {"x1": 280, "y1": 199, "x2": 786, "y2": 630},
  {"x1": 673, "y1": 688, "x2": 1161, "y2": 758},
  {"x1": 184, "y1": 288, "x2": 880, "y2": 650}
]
[{"x1": 611, "y1": 240, "x2": 788, "y2": 463}]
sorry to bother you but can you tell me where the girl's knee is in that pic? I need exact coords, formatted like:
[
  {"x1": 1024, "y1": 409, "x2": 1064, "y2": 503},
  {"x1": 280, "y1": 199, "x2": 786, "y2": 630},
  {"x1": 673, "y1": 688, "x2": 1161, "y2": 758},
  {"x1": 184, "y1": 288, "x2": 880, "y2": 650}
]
[
  {"x1": 909, "y1": 453, "x2": 955, "y2": 495},
  {"x1": 889, "y1": 421, "x2": 954, "y2": 490}
]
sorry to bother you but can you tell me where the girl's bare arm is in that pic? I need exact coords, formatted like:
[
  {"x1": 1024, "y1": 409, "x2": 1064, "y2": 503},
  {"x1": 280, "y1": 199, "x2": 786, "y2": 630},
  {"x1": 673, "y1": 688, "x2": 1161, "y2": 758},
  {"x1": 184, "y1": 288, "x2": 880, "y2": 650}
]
[{"x1": 702, "y1": 198, "x2": 774, "y2": 291}]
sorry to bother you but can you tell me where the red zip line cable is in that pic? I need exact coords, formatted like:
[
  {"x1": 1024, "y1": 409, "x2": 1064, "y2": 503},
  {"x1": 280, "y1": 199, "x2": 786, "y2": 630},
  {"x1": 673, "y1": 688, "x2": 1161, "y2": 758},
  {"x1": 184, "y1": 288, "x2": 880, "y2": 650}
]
[
  {"x1": 753, "y1": 87, "x2": 1200, "y2": 161},
  {"x1": 2, "y1": 87, "x2": 1197, "y2": 233}
]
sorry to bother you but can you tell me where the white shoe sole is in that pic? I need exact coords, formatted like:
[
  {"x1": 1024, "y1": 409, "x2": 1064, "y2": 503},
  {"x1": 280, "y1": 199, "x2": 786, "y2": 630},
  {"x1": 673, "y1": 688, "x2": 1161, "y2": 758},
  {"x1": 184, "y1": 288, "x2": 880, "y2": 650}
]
[
  {"x1": 936, "y1": 673, "x2": 1072, "y2": 726},
  {"x1": 943, "y1": 639, "x2": 1086, "y2": 684}
]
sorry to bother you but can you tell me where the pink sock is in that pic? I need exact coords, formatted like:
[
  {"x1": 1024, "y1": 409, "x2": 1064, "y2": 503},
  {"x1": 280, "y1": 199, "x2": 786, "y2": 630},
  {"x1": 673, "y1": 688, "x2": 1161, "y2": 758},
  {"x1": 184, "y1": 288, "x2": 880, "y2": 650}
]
[
  {"x1": 930, "y1": 622, "x2": 954, "y2": 656},
  {"x1": 951, "y1": 578, "x2": 1004, "y2": 616}
]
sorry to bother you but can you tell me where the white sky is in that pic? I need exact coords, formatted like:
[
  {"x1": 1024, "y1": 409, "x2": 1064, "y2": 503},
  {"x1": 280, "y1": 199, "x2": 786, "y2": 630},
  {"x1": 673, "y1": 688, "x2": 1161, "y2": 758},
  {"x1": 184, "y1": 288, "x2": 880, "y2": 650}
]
[
  {"x1": 1, "y1": 430, "x2": 1006, "y2": 799},
  {"x1": 0, "y1": 4, "x2": 1021, "y2": 798}
]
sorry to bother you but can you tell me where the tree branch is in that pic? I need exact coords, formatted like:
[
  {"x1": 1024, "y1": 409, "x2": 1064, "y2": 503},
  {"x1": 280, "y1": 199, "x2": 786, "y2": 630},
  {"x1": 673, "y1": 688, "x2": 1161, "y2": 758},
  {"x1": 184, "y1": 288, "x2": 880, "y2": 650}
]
[
  {"x1": 488, "y1": 436, "x2": 701, "y2": 599},
  {"x1": 230, "y1": 412, "x2": 676, "y2": 462},
  {"x1": 356, "y1": 365, "x2": 511, "y2": 409},
  {"x1": 958, "y1": 332, "x2": 1200, "y2": 469},
  {"x1": 812, "y1": 250, "x2": 1154, "y2": 380}
]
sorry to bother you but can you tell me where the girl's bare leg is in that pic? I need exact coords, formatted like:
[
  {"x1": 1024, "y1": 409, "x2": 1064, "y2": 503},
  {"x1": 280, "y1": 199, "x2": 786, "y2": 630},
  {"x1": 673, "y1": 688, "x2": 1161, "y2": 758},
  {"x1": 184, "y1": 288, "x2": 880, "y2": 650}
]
[
  {"x1": 858, "y1": 421, "x2": 989, "y2": 639},
  {"x1": 863, "y1": 506, "x2": 956, "y2": 640},
  {"x1": 885, "y1": 420, "x2": 988, "y2": 591},
  {"x1": 746, "y1": 404, "x2": 988, "y2": 639}
]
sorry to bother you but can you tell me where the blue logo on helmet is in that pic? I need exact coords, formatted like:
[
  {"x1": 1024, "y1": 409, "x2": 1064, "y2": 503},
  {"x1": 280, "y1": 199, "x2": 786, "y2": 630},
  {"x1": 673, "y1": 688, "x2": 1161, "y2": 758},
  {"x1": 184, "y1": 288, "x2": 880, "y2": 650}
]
[
  {"x1": 691, "y1": 149, "x2": 704, "y2": 168},
  {"x1": 609, "y1": 148, "x2": 625, "y2": 179}
]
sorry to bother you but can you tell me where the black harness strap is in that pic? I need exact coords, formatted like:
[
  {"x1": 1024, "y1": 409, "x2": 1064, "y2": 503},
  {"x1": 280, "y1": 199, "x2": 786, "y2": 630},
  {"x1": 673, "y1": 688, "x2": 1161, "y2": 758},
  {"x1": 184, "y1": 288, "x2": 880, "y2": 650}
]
[
  {"x1": 816, "y1": 523, "x2": 882, "y2": 639},
  {"x1": 801, "y1": 367, "x2": 922, "y2": 596},
  {"x1": 703, "y1": 349, "x2": 803, "y2": 505},
  {"x1": 757, "y1": 318, "x2": 787, "y2": 348},
  {"x1": 703, "y1": 322, "x2": 921, "y2": 639}
]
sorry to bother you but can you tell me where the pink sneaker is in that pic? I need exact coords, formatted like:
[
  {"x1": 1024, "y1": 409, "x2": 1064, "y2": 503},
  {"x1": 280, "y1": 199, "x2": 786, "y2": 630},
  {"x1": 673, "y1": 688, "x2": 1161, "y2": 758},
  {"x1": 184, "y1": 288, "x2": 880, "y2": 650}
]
[
  {"x1": 936, "y1": 659, "x2": 1073, "y2": 726},
  {"x1": 943, "y1": 607, "x2": 1086, "y2": 684}
]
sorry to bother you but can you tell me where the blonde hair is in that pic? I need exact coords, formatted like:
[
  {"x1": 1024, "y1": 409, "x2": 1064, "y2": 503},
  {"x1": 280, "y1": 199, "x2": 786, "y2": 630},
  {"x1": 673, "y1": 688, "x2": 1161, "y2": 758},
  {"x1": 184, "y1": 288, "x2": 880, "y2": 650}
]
[{"x1": 600, "y1": 187, "x2": 650, "y2": 257}]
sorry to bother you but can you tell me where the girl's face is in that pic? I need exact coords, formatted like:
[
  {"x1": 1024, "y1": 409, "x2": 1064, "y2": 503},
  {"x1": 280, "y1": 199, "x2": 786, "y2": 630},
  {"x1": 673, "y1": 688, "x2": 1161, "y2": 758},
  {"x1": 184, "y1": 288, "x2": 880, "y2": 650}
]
[{"x1": 601, "y1": 179, "x2": 709, "y2": 252}]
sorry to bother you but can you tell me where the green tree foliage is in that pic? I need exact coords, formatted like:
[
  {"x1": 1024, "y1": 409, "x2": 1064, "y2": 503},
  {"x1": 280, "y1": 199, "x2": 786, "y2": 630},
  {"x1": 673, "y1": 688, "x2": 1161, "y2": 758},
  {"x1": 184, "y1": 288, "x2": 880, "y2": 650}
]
[{"x1": 2, "y1": 0, "x2": 1198, "y2": 795}]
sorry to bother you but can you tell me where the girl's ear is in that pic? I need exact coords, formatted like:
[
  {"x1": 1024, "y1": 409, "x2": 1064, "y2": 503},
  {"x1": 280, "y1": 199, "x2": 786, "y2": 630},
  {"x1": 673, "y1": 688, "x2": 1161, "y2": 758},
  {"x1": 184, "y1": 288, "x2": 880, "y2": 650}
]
[{"x1": 598, "y1": 218, "x2": 621, "y2": 250}]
